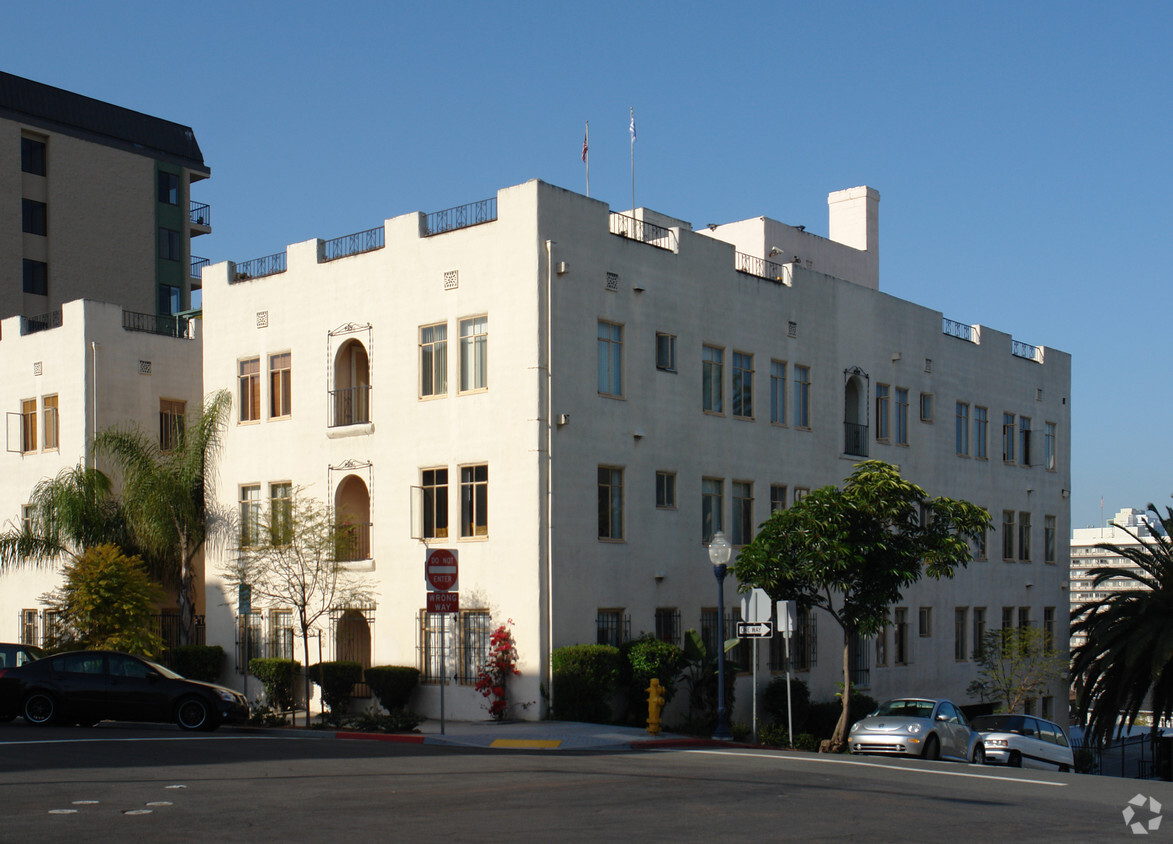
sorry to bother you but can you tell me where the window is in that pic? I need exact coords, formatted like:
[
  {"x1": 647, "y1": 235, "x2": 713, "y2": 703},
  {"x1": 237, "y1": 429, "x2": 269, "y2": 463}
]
[
  {"x1": 459, "y1": 316, "x2": 488, "y2": 392},
  {"x1": 793, "y1": 365, "x2": 810, "y2": 427},
  {"x1": 1002, "y1": 511, "x2": 1015, "y2": 560},
  {"x1": 21, "y1": 136, "x2": 46, "y2": 175},
  {"x1": 158, "y1": 171, "x2": 179, "y2": 205},
  {"x1": 770, "y1": 484, "x2": 787, "y2": 513},
  {"x1": 422, "y1": 468, "x2": 449, "y2": 539},
  {"x1": 655, "y1": 332, "x2": 676, "y2": 372},
  {"x1": 793, "y1": 606, "x2": 817, "y2": 671},
  {"x1": 732, "y1": 352, "x2": 754, "y2": 419},
  {"x1": 238, "y1": 358, "x2": 260, "y2": 422},
  {"x1": 655, "y1": 608, "x2": 681, "y2": 645},
  {"x1": 23, "y1": 259, "x2": 47, "y2": 296},
  {"x1": 974, "y1": 406, "x2": 988, "y2": 459},
  {"x1": 38, "y1": 394, "x2": 58, "y2": 451},
  {"x1": 1018, "y1": 607, "x2": 1031, "y2": 629},
  {"x1": 702, "y1": 345, "x2": 723, "y2": 413},
  {"x1": 1020, "y1": 416, "x2": 1032, "y2": 466},
  {"x1": 158, "y1": 284, "x2": 180, "y2": 316},
  {"x1": 875, "y1": 624, "x2": 888, "y2": 667},
  {"x1": 955, "y1": 402, "x2": 969, "y2": 455},
  {"x1": 420, "y1": 611, "x2": 452, "y2": 682},
  {"x1": 732, "y1": 482, "x2": 753, "y2": 545},
  {"x1": 598, "y1": 466, "x2": 624, "y2": 540},
  {"x1": 794, "y1": 487, "x2": 809, "y2": 503},
  {"x1": 1002, "y1": 606, "x2": 1014, "y2": 631},
  {"x1": 1002, "y1": 413, "x2": 1016, "y2": 463},
  {"x1": 894, "y1": 608, "x2": 909, "y2": 665},
  {"x1": 701, "y1": 477, "x2": 723, "y2": 543},
  {"x1": 270, "y1": 610, "x2": 294, "y2": 659},
  {"x1": 875, "y1": 384, "x2": 890, "y2": 441},
  {"x1": 655, "y1": 471, "x2": 676, "y2": 509},
  {"x1": 596, "y1": 609, "x2": 628, "y2": 647},
  {"x1": 158, "y1": 227, "x2": 181, "y2": 261},
  {"x1": 769, "y1": 360, "x2": 786, "y2": 424},
  {"x1": 1019, "y1": 512, "x2": 1032, "y2": 561},
  {"x1": 239, "y1": 484, "x2": 261, "y2": 547},
  {"x1": 460, "y1": 610, "x2": 492, "y2": 683},
  {"x1": 1043, "y1": 607, "x2": 1055, "y2": 652},
  {"x1": 973, "y1": 608, "x2": 987, "y2": 659},
  {"x1": 1044, "y1": 515, "x2": 1056, "y2": 564},
  {"x1": 460, "y1": 464, "x2": 488, "y2": 537},
  {"x1": 159, "y1": 398, "x2": 186, "y2": 452},
  {"x1": 895, "y1": 388, "x2": 909, "y2": 445},
  {"x1": 920, "y1": 393, "x2": 933, "y2": 423},
  {"x1": 21, "y1": 609, "x2": 38, "y2": 647},
  {"x1": 1042, "y1": 697, "x2": 1054, "y2": 721},
  {"x1": 22, "y1": 199, "x2": 46, "y2": 236},
  {"x1": 597, "y1": 321, "x2": 623, "y2": 397},
  {"x1": 419, "y1": 323, "x2": 448, "y2": 397},
  {"x1": 955, "y1": 608, "x2": 968, "y2": 660},
  {"x1": 269, "y1": 482, "x2": 292, "y2": 544},
  {"x1": 269, "y1": 353, "x2": 291, "y2": 418},
  {"x1": 20, "y1": 399, "x2": 36, "y2": 453},
  {"x1": 1044, "y1": 422, "x2": 1057, "y2": 470},
  {"x1": 972, "y1": 511, "x2": 988, "y2": 560},
  {"x1": 919, "y1": 607, "x2": 932, "y2": 637}
]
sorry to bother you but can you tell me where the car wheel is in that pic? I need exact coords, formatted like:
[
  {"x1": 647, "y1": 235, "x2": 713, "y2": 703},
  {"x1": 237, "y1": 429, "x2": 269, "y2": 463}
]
[
  {"x1": 972, "y1": 744, "x2": 986, "y2": 764},
  {"x1": 923, "y1": 735, "x2": 940, "y2": 760},
  {"x1": 1008, "y1": 750, "x2": 1022, "y2": 768},
  {"x1": 175, "y1": 696, "x2": 213, "y2": 731},
  {"x1": 23, "y1": 691, "x2": 57, "y2": 726}
]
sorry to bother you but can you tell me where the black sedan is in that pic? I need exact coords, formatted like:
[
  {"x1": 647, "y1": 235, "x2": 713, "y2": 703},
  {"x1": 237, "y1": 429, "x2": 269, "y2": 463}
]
[{"x1": 0, "y1": 650, "x2": 248, "y2": 731}]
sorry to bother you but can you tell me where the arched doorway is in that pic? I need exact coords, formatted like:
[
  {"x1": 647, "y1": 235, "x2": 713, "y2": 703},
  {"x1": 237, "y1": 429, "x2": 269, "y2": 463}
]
[
  {"x1": 331, "y1": 339, "x2": 370, "y2": 427},
  {"x1": 335, "y1": 607, "x2": 372, "y2": 700},
  {"x1": 334, "y1": 474, "x2": 371, "y2": 562},
  {"x1": 844, "y1": 367, "x2": 869, "y2": 457}
]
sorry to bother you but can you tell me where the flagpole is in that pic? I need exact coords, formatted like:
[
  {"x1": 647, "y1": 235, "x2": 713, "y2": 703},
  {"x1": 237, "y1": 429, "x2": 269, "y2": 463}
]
[
  {"x1": 629, "y1": 107, "x2": 636, "y2": 215},
  {"x1": 584, "y1": 121, "x2": 590, "y2": 198}
]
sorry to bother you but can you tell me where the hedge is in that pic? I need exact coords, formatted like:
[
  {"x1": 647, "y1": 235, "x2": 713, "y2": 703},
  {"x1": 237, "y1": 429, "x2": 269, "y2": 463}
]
[
  {"x1": 550, "y1": 644, "x2": 620, "y2": 723},
  {"x1": 169, "y1": 645, "x2": 224, "y2": 683},
  {"x1": 364, "y1": 666, "x2": 420, "y2": 711},
  {"x1": 249, "y1": 658, "x2": 300, "y2": 711}
]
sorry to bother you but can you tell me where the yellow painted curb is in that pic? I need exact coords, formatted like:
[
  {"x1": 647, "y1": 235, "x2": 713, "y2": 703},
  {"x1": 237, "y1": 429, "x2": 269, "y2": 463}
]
[{"x1": 489, "y1": 739, "x2": 563, "y2": 749}]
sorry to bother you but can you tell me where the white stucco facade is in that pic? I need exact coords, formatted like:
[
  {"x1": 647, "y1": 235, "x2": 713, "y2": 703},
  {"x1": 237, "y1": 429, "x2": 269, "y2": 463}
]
[{"x1": 199, "y1": 179, "x2": 1071, "y2": 722}]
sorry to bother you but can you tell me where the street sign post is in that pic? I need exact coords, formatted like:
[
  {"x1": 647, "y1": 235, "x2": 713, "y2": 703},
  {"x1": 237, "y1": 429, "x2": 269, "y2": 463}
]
[
  {"x1": 776, "y1": 599, "x2": 798, "y2": 747},
  {"x1": 424, "y1": 549, "x2": 459, "y2": 736},
  {"x1": 425, "y1": 548, "x2": 458, "y2": 591},
  {"x1": 427, "y1": 591, "x2": 459, "y2": 614},
  {"x1": 739, "y1": 588, "x2": 774, "y2": 743}
]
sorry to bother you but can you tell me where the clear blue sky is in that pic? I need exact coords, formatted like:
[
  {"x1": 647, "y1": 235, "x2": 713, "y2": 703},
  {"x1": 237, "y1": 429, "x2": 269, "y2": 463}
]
[{"x1": 4, "y1": 1, "x2": 1169, "y2": 529}]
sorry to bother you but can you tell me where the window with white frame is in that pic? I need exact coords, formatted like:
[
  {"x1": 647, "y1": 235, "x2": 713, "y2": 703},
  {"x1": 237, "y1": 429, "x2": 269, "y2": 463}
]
[
  {"x1": 1044, "y1": 515, "x2": 1056, "y2": 564},
  {"x1": 459, "y1": 315, "x2": 488, "y2": 392},
  {"x1": 655, "y1": 332, "x2": 676, "y2": 372},
  {"x1": 919, "y1": 606, "x2": 932, "y2": 637},
  {"x1": 702, "y1": 345, "x2": 724, "y2": 413},
  {"x1": 731, "y1": 481, "x2": 753, "y2": 545},
  {"x1": 598, "y1": 466, "x2": 624, "y2": 540},
  {"x1": 239, "y1": 357, "x2": 260, "y2": 422},
  {"x1": 239, "y1": 484, "x2": 261, "y2": 547},
  {"x1": 895, "y1": 388, "x2": 909, "y2": 445},
  {"x1": 269, "y1": 352, "x2": 291, "y2": 418},
  {"x1": 770, "y1": 484, "x2": 787, "y2": 513},
  {"x1": 655, "y1": 471, "x2": 676, "y2": 509},
  {"x1": 460, "y1": 464, "x2": 488, "y2": 537},
  {"x1": 20, "y1": 399, "x2": 36, "y2": 452},
  {"x1": 701, "y1": 477, "x2": 723, "y2": 543},
  {"x1": 270, "y1": 609, "x2": 294, "y2": 659},
  {"x1": 875, "y1": 384, "x2": 890, "y2": 441},
  {"x1": 422, "y1": 468, "x2": 449, "y2": 539},
  {"x1": 793, "y1": 365, "x2": 810, "y2": 427},
  {"x1": 419, "y1": 322, "x2": 448, "y2": 398},
  {"x1": 1044, "y1": 422, "x2": 1057, "y2": 470},
  {"x1": 732, "y1": 352, "x2": 753, "y2": 419},
  {"x1": 920, "y1": 393, "x2": 933, "y2": 423},
  {"x1": 974, "y1": 406, "x2": 988, "y2": 459},
  {"x1": 597, "y1": 321, "x2": 623, "y2": 397},
  {"x1": 42, "y1": 395, "x2": 58, "y2": 451},
  {"x1": 955, "y1": 402, "x2": 969, "y2": 455},
  {"x1": 1002, "y1": 413, "x2": 1016, "y2": 463},
  {"x1": 769, "y1": 360, "x2": 786, "y2": 424},
  {"x1": 269, "y1": 482, "x2": 292, "y2": 545},
  {"x1": 159, "y1": 398, "x2": 185, "y2": 452},
  {"x1": 1002, "y1": 511, "x2": 1015, "y2": 560}
]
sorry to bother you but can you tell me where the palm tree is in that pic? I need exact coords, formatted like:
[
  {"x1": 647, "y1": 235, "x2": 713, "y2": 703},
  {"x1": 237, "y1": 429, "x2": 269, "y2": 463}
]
[
  {"x1": 92, "y1": 389, "x2": 231, "y2": 645},
  {"x1": 1070, "y1": 503, "x2": 1173, "y2": 746}
]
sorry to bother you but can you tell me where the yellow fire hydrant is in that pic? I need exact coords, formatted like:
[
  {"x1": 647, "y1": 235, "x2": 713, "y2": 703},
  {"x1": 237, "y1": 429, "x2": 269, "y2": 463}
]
[{"x1": 646, "y1": 678, "x2": 666, "y2": 735}]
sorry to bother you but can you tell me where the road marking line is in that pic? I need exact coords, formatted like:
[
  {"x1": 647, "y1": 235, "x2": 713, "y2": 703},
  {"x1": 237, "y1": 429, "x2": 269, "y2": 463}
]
[
  {"x1": 124, "y1": 810, "x2": 153, "y2": 815},
  {"x1": 72, "y1": 800, "x2": 99, "y2": 805},
  {"x1": 490, "y1": 739, "x2": 562, "y2": 749},
  {"x1": 0, "y1": 736, "x2": 284, "y2": 747},
  {"x1": 146, "y1": 802, "x2": 172, "y2": 807},
  {"x1": 48, "y1": 809, "x2": 78, "y2": 814},
  {"x1": 669, "y1": 749, "x2": 1067, "y2": 787}
]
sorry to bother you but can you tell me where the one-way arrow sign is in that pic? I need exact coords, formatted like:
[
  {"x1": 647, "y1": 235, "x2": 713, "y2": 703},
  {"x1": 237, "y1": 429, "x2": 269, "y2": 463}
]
[{"x1": 737, "y1": 621, "x2": 774, "y2": 639}]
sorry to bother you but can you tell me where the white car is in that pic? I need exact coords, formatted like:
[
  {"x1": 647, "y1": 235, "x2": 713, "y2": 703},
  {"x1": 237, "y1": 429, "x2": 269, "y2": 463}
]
[
  {"x1": 849, "y1": 698, "x2": 984, "y2": 762},
  {"x1": 972, "y1": 713, "x2": 1074, "y2": 772}
]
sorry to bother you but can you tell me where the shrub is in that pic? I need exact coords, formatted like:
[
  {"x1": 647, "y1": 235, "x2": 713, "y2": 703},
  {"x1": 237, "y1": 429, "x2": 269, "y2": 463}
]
[
  {"x1": 348, "y1": 709, "x2": 424, "y2": 733},
  {"x1": 620, "y1": 637, "x2": 683, "y2": 724},
  {"x1": 170, "y1": 645, "x2": 224, "y2": 682},
  {"x1": 762, "y1": 675, "x2": 810, "y2": 733},
  {"x1": 364, "y1": 666, "x2": 420, "y2": 712},
  {"x1": 308, "y1": 661, "x2": 364, "y2": 725},
  {"x1": 551, "y1": 644, "x2": 621, "y2": 723},
  {"x1": 250, "y1": 658, "x2": 300, "y2": 711},
  {"x1": 806, "y1": 693, "x2": 878, "y2": 741},
  {"x1": 758, "y1": 723, "x2": 790, "y2": 747},
  {"x1": 795, "y1": 733, "x2": 819, "y2": 751},
  {"x1": 731, "y1": 721, "x2": 752, "y2": 742}
]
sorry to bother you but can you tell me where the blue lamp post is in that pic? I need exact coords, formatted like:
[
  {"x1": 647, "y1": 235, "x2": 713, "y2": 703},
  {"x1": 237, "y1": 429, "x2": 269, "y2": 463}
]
[{"x1": 708, "y1": 530, "x2": 733, "y2": 741}]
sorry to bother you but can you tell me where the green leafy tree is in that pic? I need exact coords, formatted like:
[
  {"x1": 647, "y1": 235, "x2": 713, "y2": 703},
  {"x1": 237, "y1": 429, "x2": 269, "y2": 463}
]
[
  {"x1": 967, "y1": 627, "x2": 1067, "y2": 713},
  {"x1": 1071, "y1": 504, "x2": 1173, "y2": 746},
  {"x1": 92, "y1": 390, "x2": 232, "y2": 645},
  {"x1": 734, "y1": 461, "x2": 989, "y2": 751},
  {"x1": 226, "y1": 492, "x2": 373, "y2": 724},
  {"x1": 41, "y1": 543, "x2": 163, "y2": 655}
]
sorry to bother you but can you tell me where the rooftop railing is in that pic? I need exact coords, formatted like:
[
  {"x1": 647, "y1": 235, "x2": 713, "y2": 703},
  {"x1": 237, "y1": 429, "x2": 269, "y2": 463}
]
[
  {"x1": 122, "y1": 310, "x2": 195, "y2": 339},
  {"x1": 21, "y1": 310, "x2": 62, "y2": 335},
  {"x1": 609, "y1": 212, "x2": 676, "y2": 251},
  {"x1": 324, "y1": 225, "x2": 385, "y2": 261},
  {"x1": 232, "y1": 251, "x2": 287, "y2": 283},
  {"x1": 422, "y1": 197, "x2": 497, "y2": 237},
  {"x1": 1012, "y1": 339, "x2": 1044, "y2": 363},
  {"x1": 190, "y1": 200, "x2": 211, "y2": 227},
  {"x1": 735, "y1": 252, "x2": 787, "y2": 282},
  {"x1": 942, "y1": 317, "x2": 978, "y2": 343}
]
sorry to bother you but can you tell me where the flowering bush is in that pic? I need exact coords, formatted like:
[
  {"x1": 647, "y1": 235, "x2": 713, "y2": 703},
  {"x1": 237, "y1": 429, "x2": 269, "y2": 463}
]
[{"x1": 474, "y1": 621, "x2": 520, "y2": 720}]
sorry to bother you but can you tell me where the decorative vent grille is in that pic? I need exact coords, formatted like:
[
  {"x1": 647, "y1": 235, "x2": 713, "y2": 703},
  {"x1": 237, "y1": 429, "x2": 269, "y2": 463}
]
[
  {"x1": 139, "y1": 360, "x2": 152, "y2": 375},
  {"x1": 924, "y1": 358, "x2": 933, "y2": 373},
  {"x1": 444, "y1": 270, "x2": 459, "y2": 290},
  {"x1": 32, "y1": 361, "x2": 42, "y2": 376},
  {"x1": 256, "y1": 311, "x2": 269, "y2": 328},
  {"x1": 787, "y1": 321, "x2": 798, "y2": 338},
  {"x1": 606, "y1": 272, "x2": 619, "y2": 292}
]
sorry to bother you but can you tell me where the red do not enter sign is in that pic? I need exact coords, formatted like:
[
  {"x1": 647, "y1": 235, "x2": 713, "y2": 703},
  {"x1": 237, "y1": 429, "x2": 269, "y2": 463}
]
[{"x1": 425, "y1": 548, "x2": 458, "y2": 591}]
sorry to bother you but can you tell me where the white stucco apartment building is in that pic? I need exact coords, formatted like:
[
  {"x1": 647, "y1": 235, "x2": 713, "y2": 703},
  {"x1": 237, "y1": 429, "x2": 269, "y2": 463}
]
[{"x1": 198, "y1": 178, "x2": 1071, "y2": 722}]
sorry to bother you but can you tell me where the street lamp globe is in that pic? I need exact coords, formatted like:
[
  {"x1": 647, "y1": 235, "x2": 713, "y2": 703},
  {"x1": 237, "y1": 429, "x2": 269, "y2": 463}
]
[{"x1": 708, "y1": 530, "x2": 732, "y2": 568}]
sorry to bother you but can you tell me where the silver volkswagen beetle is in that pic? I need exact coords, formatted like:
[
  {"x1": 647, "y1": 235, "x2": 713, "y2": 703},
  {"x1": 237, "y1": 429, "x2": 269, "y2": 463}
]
[{"x1": 849, "y1": 698, "x2": 984, "y2": 763}]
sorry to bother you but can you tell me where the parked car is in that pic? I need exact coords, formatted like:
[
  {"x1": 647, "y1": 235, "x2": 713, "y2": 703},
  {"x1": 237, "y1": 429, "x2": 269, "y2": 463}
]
[
  {"x1": 972, "y1": 713, "x2": 1074, "y2": 772},
  {"x1": 0, "y1": 643, "x2": 42, "y2": 669},
  {"x1": 849, "y1": 697, "x2": 984, "y2": 763},
  {"x1": 0, "y1": 650, "x2": 247, "y2": 731}
]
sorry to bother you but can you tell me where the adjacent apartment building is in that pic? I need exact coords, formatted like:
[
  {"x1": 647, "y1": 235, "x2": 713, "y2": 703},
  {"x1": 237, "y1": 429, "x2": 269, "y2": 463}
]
[{"x1": 198, "y1": 178, "x2": 1072, "y2": 721}]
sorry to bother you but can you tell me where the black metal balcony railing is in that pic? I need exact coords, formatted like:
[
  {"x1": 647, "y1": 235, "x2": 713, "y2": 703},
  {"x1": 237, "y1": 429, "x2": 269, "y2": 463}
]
[
  {"x1": 190, "y1": 200, "x2": 211, "y2": 227},
  {"x1": 190, "y1": 255, "x2": 210, "y2": 279},
  {"x1": 122, "y1": 309, "x2": 194, "y2": 339},
  {"x1": 844, "y1": 422, "x2": 869, "y2": 457},
  {"x1": 735, "y1": 252, "x2": 787, "y2": 282},
  {"x1": 232, "y1": 251, "x2": 287, "y2": 283},
  {"x1": 336, "y1": 522, "x2": 372, "y2": 562},
  {"x1": 608, "y1": 212, "x2": 676, "y2": 251},
  {"x1": 1012, "y1": 339, "x2": 1042, "y2": 362},
  {"x1": 942, "y1": 317, "x2": 977, "y2": 343},
  {"x1": 21, "y1": 310, "x2": 62, "y2": 335},
  {"x1": 329, "y1": 386, "x2": 371, "y2": 427},
  {"x1": 324, "y1": 226, "x2": 385, "y2": 261},
  {"x1": 422, "y1": 197, "x2": 497, "y2": 237}
]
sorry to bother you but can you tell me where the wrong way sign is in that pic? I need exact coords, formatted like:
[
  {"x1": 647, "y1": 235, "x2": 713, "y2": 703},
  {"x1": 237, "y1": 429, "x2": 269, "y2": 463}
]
[{"x1": 425, "y1": 548, "x2": 458, "y2": 591}]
